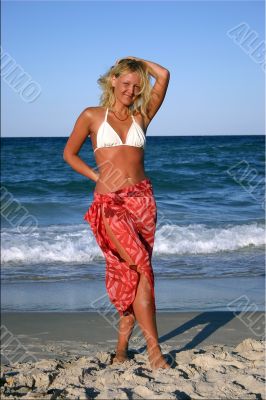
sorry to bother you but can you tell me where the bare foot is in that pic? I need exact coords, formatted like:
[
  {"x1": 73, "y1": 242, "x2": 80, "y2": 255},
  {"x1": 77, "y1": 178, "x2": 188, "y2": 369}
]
[
  {"x1": 147, "y1": 345, "x2": 171, "y2": 370},
  {"x1": 111, "y1": 349, "x2": 129, "y2": 364}
]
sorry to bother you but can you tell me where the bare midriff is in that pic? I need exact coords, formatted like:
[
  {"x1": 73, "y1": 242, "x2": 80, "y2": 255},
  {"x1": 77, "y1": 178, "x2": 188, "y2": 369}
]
[{"x1": 94, "y1": 145, "x2": 148, "y2": 194}]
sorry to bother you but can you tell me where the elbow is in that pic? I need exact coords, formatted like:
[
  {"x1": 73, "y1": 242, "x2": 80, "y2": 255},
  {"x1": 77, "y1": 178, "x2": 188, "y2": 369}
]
[
  {"x1": 158, "y1": 69, "x2": 170, "y2": 82},
  {"x1": 63, "y1": 148, "x2": 72, "y2": 164},
  {"x1": 164, "y1": 69, "x2": 170, "y2": 80},
  {"x1": 63, "y1": 148, "x2": 68, "y2": 162}
]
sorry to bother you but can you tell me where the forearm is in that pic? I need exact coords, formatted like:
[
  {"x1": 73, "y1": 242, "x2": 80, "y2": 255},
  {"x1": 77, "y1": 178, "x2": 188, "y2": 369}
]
[{"x1": 64, "y1": 154, "x2": 99, "y2": 182}]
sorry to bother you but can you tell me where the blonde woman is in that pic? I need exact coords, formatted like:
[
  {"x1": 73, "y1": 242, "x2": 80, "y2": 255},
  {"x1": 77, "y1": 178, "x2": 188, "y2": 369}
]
[{"x1": 63, "y1": 57, "x2": 170, "y2": 369}]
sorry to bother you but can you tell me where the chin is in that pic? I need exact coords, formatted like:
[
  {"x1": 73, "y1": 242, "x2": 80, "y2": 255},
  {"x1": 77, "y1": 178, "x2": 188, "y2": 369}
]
[
  {"x1": 123, "y1": 100, "x2": 134, "y2": 107},
  {"x1": 124, "y1": 96, "x2": 134, "y2": 102}
]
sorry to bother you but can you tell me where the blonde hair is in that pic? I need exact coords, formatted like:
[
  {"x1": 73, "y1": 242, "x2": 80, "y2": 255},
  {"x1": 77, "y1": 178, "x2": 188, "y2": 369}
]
[{"x1": 97, "y1": 59, "x2": 152, "y2": 118}]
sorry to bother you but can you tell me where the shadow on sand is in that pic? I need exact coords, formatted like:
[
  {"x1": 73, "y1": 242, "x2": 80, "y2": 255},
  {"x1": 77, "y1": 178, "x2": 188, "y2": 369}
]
[{"x1": 133, "y1": 311, "x2": 242, "y2": 368}]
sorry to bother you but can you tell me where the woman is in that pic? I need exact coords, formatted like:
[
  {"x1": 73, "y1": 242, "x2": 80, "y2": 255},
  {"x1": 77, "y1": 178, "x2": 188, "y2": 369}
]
[{"x1": 63, "y1": 57, "x2": 170, "y2": 369}]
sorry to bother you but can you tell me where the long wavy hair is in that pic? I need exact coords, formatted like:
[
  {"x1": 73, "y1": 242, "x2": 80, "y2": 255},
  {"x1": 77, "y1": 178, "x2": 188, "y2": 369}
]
[{"x1": 97, "y1": 59, "x2": 152, "y2": 118}]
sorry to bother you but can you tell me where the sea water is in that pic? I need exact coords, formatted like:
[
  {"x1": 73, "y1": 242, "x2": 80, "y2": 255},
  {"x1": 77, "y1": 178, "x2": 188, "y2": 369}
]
[{"x1": 1, "y1": 135, "x2": 265, "y2": 311}]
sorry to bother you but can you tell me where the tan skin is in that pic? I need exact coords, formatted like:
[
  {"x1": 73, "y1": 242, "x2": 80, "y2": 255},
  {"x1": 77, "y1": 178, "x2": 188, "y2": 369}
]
[{"x1": 64, "y1": 57, "x2": 170, "y2": 369}]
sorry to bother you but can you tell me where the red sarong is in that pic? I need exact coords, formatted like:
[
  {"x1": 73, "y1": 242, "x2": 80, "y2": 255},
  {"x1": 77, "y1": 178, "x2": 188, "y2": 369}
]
[{"x1": 84, "y1": 177, "x2": 157, "y2": 316}]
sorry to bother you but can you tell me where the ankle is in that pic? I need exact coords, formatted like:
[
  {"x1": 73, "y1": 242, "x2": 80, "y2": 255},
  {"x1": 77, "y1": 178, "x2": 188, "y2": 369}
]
[
  {"x1": 147, "y1": 342, "x2": 161, "y2": 352},
  {"x1": 116, "y1": 348, "x2": 127, "y2": 355},
  {"x1": 116, "y1": 342, "x2": 129, "y2": 352}
]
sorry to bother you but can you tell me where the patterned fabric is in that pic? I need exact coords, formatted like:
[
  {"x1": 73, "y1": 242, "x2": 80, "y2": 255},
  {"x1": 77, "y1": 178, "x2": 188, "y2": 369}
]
[{"x1": 84, "y1": 178, "x2": 157, "y2": 316}]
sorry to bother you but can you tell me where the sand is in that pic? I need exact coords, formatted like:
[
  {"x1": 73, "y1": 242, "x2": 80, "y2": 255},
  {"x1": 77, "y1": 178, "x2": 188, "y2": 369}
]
[{"x1": 1, "y1": 311, "x2": 265, "y2": 399}]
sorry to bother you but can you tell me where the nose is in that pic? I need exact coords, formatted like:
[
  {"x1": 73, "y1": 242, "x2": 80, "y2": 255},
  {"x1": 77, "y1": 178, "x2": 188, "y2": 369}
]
[{"x1": 127, "y1": 86, "x2": 135, "y2": 96}]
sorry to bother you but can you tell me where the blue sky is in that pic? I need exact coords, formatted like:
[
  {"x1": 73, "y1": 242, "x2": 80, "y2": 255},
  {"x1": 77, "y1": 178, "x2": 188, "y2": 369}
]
[{"x1": 2, "y1": 0, "x2": 265, "y2": 137}]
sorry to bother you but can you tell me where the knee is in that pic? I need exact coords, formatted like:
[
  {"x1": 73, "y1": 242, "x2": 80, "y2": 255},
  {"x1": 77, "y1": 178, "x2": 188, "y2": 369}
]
[
  {"x1": 140, "y1": 295, "x2": 152, "y2": 307},
  {"x1": 120, "y1": 314, "x2": 136, "y2": 332}
]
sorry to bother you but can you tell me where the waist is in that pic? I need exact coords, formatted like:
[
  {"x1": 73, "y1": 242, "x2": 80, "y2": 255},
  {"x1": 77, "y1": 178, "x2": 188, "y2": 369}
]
[{"x1": 92, "y1": 177, "x2": 153, "y2": 203}]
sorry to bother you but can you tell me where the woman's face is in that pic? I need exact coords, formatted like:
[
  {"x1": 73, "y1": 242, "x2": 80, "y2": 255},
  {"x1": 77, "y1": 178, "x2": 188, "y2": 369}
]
[{"x1": 111, "y1": 71, "x2": 141, "y2": 106}]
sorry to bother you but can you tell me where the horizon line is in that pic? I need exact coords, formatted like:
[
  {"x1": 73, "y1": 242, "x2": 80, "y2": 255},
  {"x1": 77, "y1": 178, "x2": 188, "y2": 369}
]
[{"x1": 1, "y1": 134, "x2": 265, "y2": 138}]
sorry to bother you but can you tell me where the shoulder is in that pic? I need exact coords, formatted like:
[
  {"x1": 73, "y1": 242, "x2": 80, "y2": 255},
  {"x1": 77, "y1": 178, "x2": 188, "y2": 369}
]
[
  {"x1": 77, "y1": 106, "x2": 105, "y2": 129},
  {"x1": 80, "y1": 106, "x2": 105, "y2": 120}
]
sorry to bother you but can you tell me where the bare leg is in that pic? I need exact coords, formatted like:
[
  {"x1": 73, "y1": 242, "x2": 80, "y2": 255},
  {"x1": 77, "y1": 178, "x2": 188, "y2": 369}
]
[
  {"x1": 101, "y1": 207, "x2": 170, "y2": 369},
  {"x1": 101, "y1": 207, "x2": 137, "y2": 364},
  {"x1": 112, "y1": 312, "x2": 136, "y2": 363},
  {"x1": 132, "y1": 273, "x2": 170, "y2": 369}
]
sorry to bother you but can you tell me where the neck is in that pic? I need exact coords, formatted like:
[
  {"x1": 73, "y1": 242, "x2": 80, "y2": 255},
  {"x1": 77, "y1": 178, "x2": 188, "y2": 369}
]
[{"x1": 111, "y1": 101, "x2": 130, "y2": 116}]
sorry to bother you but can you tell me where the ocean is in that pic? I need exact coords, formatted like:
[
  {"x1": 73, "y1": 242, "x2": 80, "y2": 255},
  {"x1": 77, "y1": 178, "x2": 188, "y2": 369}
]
[{"x1": 1, "y1": 135, "x2": 265, "y2": 312}]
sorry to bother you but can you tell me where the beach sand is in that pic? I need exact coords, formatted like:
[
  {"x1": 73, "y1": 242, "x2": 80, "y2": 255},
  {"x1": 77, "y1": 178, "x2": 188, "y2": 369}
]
[{"x1": 1, "y1": 311, "x2": 265, "y2": 399}]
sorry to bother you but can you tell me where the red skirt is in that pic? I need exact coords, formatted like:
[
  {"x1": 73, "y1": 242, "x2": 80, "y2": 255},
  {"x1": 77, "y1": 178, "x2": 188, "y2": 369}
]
[{"x1": 84, "y1": 177, "x2": 157, "y2": 316}]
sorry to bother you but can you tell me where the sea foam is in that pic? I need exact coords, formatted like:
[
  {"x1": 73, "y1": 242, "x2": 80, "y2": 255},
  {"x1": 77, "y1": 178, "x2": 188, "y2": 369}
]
[{"x1": 1, "y1": 222, "x2": 264, "y2": 265}]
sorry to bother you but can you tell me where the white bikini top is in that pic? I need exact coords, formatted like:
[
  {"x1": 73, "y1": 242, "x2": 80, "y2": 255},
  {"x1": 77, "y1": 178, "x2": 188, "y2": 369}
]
[{"x1": 93, "y1": 108, "x2": 146, "y2": 153}]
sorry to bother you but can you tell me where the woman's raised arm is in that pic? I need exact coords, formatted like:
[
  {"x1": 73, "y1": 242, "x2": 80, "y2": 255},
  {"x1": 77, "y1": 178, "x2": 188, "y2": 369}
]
[
  {"x1": 120, "y1": 56, "x2": 170, "y2": 126},
  {"x1": 63, "y1": 108, "x2": 99, "y2": 182}
]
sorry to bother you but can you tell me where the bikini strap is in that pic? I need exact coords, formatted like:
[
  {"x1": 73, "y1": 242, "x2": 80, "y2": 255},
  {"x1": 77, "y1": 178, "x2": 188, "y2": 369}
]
[{"x1": 104, "y1": 108, "x2": 109, "y2": 122}]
